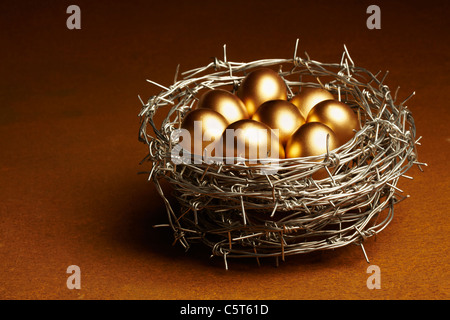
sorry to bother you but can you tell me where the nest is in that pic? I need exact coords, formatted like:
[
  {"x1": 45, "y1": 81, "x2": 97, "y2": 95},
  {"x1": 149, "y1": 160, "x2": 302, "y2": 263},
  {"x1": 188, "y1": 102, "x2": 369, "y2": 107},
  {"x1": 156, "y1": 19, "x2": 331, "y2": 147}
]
[{"x1": 138, "y1": 41, "x2": 424, "y2": 268}]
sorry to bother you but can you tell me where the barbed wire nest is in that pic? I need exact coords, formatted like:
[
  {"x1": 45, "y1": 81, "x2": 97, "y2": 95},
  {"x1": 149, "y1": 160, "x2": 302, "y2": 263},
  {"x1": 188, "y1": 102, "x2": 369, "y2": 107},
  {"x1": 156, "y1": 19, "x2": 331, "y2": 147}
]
[{"x1": 138, "y1": 40, "x2": 425, "y2": 269}]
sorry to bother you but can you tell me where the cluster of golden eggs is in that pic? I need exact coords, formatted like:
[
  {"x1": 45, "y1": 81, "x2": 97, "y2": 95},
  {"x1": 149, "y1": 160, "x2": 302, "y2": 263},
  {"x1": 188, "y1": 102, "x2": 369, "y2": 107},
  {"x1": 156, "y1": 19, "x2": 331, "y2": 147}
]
[{"x1": 179, "y1": 67, "x2": 359, "y2": 162}]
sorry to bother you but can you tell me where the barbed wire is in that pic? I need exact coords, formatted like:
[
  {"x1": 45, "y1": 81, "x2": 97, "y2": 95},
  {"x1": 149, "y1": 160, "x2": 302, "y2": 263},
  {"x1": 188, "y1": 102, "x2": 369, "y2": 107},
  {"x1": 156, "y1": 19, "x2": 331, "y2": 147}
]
[{"x1": 138, "y1": 39, "x2": 425, "y2": 269}]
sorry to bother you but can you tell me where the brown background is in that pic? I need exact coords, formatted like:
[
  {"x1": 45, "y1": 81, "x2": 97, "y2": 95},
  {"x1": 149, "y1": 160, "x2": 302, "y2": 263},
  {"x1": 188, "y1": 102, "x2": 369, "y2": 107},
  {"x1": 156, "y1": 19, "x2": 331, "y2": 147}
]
[{"x1": 0, "y1": 0, "x2": 448, "y2": 300}]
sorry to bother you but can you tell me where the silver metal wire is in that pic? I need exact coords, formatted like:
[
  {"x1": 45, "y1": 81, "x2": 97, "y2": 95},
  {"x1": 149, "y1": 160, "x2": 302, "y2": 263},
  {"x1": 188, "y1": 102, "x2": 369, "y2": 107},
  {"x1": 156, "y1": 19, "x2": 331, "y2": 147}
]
[{"x1": 138, "y1": 40, "x2": 424, "y2": 268}]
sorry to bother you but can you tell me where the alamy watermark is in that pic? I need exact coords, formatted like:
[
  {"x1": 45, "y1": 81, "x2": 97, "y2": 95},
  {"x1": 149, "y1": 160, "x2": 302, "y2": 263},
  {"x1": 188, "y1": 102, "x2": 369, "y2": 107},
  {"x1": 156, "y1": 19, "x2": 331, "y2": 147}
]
[
  {"x1": 66, "y1": 5, "x2": 81, "y2": 30},
  {"x1": 366, "y1": 265, "x2": 381, "y2": 289},
  {"x1": 65, "y1": 5, "x2": 380, "y2": 30},
  {"x1": 66, "y1": 265, "x2": 81, "y2": 289},
  {"x1": 367, "y1": 5, "x2": 381, "y2": 29}
]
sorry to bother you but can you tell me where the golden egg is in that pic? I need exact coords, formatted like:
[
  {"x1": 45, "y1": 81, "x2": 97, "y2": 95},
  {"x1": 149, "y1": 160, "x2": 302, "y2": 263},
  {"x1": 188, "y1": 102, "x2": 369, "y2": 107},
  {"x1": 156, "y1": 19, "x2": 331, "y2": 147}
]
[
  {"x1": 197, "y1": 89, "x2": 249, "y2": 124},
  {"x1": 237, "y1": 68, "x2": 288, "y2": 117},
  {"x1": 179, "y1": 108, "x2": 228, "y2": 156},
  {"x1": 306, "y1": 100, "x2": 359, "y2": 146},
  {"x1": 285, "y1": 122, "x2": 339, "y2": 159},
  {"x1": 290, "y1": 87, "x2": 335, "y2": 119},
  {"x1": 252, "y1": 99, "x2": 305, "y2": 146},
  {"x1": 218, "y1": 119, "x2": 285, "y2": 164}
]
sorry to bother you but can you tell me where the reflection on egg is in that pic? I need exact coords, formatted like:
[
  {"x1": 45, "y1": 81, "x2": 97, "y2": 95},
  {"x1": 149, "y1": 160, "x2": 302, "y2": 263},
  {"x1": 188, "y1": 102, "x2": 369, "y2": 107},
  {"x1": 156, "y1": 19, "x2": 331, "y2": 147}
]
[
  {"x1": 197, "y1": 89, "x2": 249, "y2": 124},
  {"x1": 179, "y1": 108, "x2": 228, "y2": 156},
  {"x1": 218, "y1": 119, "x2": 285, "y2": 164},
  {"x1": 237, "y1": 68, "x2": 288, "y2": 117},
  {"x1": 252, "y1": 100, "x2": 305, "y2": 146},
  {"x1": 285, "y1": 122, "x2": 339, "y2": 158},
  {"x1": 290, "y1": 87, "x2": 335, "y2": 119},
  {"x1": 285, "y1": 122, "x2": 340, "y2": 179},
  {"x1": 307, "y1": 99, "x2": 359, "y2": 146}
]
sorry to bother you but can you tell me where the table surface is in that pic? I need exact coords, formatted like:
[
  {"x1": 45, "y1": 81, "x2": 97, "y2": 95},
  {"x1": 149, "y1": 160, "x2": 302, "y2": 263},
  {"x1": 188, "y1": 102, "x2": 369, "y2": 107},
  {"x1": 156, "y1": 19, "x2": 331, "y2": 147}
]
[{"x1": 0, "y1": 0, "x2": 448, "y2": 300}]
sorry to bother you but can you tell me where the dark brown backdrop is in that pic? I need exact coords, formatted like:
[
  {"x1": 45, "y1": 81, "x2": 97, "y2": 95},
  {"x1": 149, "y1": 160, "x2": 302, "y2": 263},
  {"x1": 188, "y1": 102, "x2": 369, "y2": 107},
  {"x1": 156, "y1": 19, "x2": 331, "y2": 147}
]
[{"x1": 0, "y1": 0, "x2": 448, "y2": 300}]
